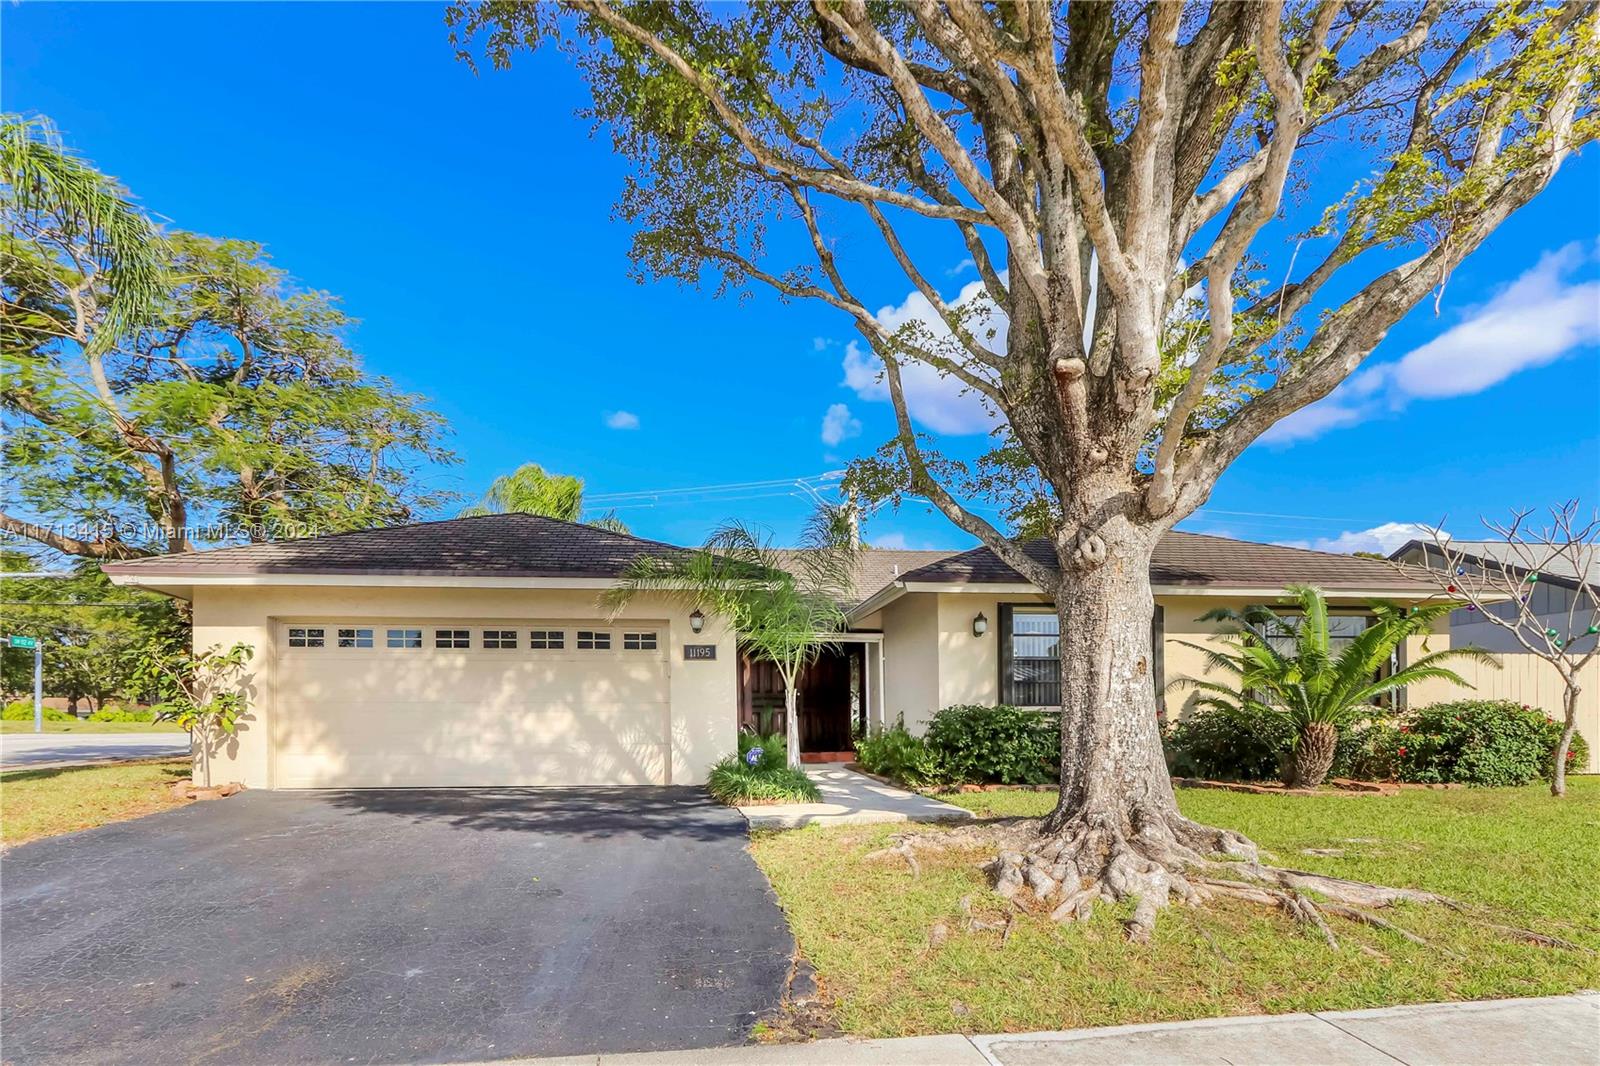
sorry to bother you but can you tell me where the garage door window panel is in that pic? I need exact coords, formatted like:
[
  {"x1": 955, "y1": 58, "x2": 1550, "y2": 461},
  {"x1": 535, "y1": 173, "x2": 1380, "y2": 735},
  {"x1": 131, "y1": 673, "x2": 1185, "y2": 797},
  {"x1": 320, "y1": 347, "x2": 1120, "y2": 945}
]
[
  {"x1": 435, "y1": 629, "x2": 470, "y2": 649},
  {"x1": 387, "y1": 628, "x2": 422, "y2": 649},
  {"x1": 288, "y1": 627, "x2": 325, "y2": 649},
  {"x1": 577, "y1": 630, "x2": 611, "y2": 651},
  {"x1": 624, "y1": 632, "x2": 658, "y2": 651},
  {"x1": 337, "y1": 628, "x2": 374, "y2": 649},
  {"x1": 530, "y1": 630, "x2": 565, "y2": 650},
  {"x1": 483, "y1": 630, "x2": 518, "y2": 650}
]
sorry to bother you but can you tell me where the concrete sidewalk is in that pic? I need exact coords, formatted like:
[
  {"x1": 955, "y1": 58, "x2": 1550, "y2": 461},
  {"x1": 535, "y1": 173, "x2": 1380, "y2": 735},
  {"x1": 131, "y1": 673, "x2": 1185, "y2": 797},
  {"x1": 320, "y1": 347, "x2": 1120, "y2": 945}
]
[
  {"x1": 497, "y1": 993, "x2": 1598, "y2": 1065},
  {"x1": 738, "y1": 765, "x2": 974, "y2": 829}
]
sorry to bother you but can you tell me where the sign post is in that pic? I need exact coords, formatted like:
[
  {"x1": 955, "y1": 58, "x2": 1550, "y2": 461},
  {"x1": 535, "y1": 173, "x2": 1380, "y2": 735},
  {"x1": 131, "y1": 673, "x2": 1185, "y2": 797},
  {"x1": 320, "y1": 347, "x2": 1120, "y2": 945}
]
[{"x1": 7, "y1": 636, "x2": 41, "y2": 733}]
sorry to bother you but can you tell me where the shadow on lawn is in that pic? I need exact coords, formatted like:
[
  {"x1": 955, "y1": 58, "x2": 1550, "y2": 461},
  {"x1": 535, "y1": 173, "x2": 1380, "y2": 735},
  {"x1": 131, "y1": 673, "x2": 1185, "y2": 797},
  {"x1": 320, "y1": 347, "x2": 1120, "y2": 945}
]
[{"x1": 0, "y1": 761, "x2": 190, "y2": 785}]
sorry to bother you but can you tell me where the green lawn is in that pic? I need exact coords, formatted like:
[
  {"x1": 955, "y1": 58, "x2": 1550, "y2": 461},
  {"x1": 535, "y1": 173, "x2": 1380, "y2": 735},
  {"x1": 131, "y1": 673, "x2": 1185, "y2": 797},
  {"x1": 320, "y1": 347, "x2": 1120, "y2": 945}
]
[
  {"x1": 0, "y1": 719, "x2": 185, "y2": 734},
  {"x1": 0, "y1": 759, "x2": 192, "y2": 847},
  {"x1": 750, "y1": 779, "x2": 1600, "y2": 1038}
]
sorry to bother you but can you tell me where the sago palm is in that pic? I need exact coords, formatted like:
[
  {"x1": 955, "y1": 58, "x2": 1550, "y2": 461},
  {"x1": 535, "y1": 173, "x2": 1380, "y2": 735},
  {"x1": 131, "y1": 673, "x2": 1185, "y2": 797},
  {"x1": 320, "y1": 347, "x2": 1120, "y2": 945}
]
[
  {"x1": 1172, "y1": 585, "x2": 1495, "y2": 788},
  {"x1": 602, "y1": 505, "x2": 859, "y2": 768}
]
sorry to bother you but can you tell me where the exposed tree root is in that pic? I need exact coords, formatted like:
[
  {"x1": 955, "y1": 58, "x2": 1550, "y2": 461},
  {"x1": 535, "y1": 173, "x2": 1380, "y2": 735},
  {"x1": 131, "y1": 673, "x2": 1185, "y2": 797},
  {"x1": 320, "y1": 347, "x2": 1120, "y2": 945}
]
[
  {"x1": 1480, "y1": 922, "x2": 1584, "y2": 952},
  {"x1": 867, "y1": 812, "x2": 1479, "y2": 948}
]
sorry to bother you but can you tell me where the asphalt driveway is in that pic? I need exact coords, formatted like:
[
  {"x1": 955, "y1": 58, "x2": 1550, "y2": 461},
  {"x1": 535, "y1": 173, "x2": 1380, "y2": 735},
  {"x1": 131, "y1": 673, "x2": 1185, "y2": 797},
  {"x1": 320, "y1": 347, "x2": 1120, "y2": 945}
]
[{"x1": 0, "y1": 787, "x2": 794, "y2": 1065}]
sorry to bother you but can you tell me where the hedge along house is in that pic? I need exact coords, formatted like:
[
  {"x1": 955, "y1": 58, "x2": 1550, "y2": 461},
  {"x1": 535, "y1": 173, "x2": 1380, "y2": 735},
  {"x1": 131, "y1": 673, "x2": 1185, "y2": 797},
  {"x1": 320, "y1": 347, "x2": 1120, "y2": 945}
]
[{"x1": 105, "y1": 514, "x2": 1456, "y2": 790}]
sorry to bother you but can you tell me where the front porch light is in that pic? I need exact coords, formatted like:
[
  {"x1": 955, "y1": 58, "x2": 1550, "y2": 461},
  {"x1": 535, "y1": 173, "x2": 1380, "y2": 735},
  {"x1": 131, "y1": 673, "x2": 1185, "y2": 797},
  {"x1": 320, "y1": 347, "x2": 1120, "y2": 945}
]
[
  {"x1": 689, "y1": 608, "x2": 706, "y2": 634},
  {"x1": 972, "y1": 611, "x2": 988, "y2": 637}
]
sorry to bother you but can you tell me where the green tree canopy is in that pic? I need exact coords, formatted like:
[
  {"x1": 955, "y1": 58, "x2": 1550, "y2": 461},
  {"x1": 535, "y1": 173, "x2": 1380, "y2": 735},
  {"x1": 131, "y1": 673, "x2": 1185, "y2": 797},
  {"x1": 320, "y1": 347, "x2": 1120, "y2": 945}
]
[
  {"x1": 0, "y1": 549, "x2": 184, "y2": 707},
  {"x1": 1, "y1": 115, "x2": 458, "y2": 560},
  {"x1": 462, "y1": 461, "x2": 631, "y2": 533}
]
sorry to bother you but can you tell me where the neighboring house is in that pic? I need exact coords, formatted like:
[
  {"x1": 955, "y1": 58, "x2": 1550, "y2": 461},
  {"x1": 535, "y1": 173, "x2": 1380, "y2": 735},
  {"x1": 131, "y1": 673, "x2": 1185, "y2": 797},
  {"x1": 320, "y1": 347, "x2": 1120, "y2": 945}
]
[
  {"x1": 1391, "y1": 539, "x2": 1599, "y2": 771},
  {"x1": 104, "y1": 514, "x2": 1451, "y2": 790}
]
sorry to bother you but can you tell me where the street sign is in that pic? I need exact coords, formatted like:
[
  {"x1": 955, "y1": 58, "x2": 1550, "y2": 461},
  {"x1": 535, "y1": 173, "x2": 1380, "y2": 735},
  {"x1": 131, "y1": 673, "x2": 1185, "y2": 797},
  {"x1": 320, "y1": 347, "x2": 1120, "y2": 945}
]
[{"x1": 7, "y1": 635, "x2": 38, "y2": 650}]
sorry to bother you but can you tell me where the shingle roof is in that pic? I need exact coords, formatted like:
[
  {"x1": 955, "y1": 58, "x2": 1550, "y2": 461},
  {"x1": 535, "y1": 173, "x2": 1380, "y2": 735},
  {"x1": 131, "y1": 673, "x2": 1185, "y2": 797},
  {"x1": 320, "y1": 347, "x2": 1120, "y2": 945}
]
[
  {"x1": 892, "y1": 531, "x2": 1434, "y2": 593},
  {"x1": 99, "y1": 513, "x2": 691, "y2": 579},
  {"x1": 101, "y1": 514, "x2": 1432, "y2": 598}
]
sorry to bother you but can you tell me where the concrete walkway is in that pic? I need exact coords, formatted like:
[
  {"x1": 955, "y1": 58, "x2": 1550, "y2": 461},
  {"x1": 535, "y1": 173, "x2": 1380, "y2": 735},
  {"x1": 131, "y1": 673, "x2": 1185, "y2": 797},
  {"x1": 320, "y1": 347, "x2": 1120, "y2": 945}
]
[
  {"x1": 738, "y1": 765, "x2": 974, "y2": 829},
  {"x1": 490, "y1": 993, "x2": 1599, "y2": 1064}
]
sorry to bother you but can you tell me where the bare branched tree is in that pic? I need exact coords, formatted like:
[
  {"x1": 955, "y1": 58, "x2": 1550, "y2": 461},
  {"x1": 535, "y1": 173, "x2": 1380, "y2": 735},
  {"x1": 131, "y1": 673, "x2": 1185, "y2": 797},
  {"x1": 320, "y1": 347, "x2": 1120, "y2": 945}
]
[
  {"x1": 450, "y1": 1, "x2": 1599, "y2": 940},
  {"x1": 1398, "y1": 502, "x2": 1600, "y2": 797}
]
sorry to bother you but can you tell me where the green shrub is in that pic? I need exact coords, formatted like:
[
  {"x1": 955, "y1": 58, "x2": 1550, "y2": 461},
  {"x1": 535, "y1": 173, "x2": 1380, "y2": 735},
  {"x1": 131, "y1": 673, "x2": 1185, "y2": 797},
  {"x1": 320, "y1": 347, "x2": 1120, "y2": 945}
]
[
  {"x1": 1361, "y1": 699, "x2": 1590, "y2": 787},
  {"x1": 703, "y1": 730, "x2": 822, "y2": 805},
  {"x1": 706, "y1": 758, "x2": 821, "y2": 805},
  {"x1": 1165, "y1": 705, "x2": 1293, "y2": 781},
  {"x1": 854, "y1": 718, "x2": 942, "y2": 786},
  {"x1": 2, "y1": 701, "x2": 73, "y2": 722},
  {"x1": 87, "y1": 705, "x2": 156, "y2": 723},
  {"x1": 924, "y1": 704, "x2": 1058, "y2": 785},
  {"x1": 1165, "y1": 705, "x2": 1369, "y2": 783}
]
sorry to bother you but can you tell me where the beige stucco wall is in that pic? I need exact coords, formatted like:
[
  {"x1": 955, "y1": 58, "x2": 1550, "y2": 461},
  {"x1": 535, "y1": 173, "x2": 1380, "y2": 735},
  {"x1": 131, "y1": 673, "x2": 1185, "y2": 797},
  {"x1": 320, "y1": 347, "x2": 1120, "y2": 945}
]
[
  {"x1": 190, "y1": 584, "x2": 737, "y2": 789},
  {"x1": 879, "y1": 593, "x2": 940, "y2": 730},
  {"x1": 867, "y1": 592, "x2": 1529, "y2": 748}
]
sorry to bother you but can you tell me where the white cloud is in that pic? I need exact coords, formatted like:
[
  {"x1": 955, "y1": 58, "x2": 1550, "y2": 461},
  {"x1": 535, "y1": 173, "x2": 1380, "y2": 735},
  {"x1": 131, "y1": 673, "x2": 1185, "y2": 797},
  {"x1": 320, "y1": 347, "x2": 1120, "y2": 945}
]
[
  {"x1": 1264, "y1": 243, "x2": 1600, "y2": 445},
  {"x1": 1283, "y1": 521, "x2": 1437, "y2": 555},
  {"x1": 603, "y1": 410, "x2": 640, "y2": 430},
  {"x1": 872, "y1": 532, "x2": 914, "y2": 550},
  {"x1": 1258, "y1": 398, "x2": 1369, "y2": 444},
  {"x1": 840, "y1": 278, "x2": 1004, "y2": 435},
  {"x1": 820, "y1": 403, "x2": 862, "y2": 446},
  {"x1": 945, "y1": 258, "x2": 975, "y2": 277}
]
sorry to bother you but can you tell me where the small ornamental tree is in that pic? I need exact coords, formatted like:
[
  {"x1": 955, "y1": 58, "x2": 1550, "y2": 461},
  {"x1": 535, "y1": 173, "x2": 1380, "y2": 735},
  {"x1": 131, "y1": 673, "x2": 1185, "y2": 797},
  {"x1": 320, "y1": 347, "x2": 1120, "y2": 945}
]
[
  {"x1": 452, "y1": 2, "x2": 1598, "y2": 940},
  {"x1": 603, "y1": 506, "x2": 859, "y2": 768},
  {"x1": 1399, "y1": 502, "x2": 1599, "y2": 797},
  {"x1": 136, "y1": 641, "x2": 254, "y2": 788}
]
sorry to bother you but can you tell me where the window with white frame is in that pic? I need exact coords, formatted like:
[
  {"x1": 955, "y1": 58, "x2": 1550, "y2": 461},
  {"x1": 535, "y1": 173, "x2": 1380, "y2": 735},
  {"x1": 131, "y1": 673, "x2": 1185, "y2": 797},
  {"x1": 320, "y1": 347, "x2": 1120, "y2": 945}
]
[
  {"x1": 337, "y1": 627, "x2": 374, "y2": 649},
  {"x1": 576, "y1": 630, "x2": 611, "y2": 650},
  {"x1": 435, "y1": 629, "x2": 471, "y2": 649},
  {"x1": 529, "y1": 629, "x2": 565, "y2": 650},
  {"x1": 287, "y1": 627, "x2": 325, "y2": 649},
  {"x1": 387, "y1": 628, "x2": 422, "y2": 649},
  {"x1": 623, "y1": 632, "x2": 658, "y2": 651},
  {"x1": 482, "y1": 629, "x2": 518, "y2": 649}
]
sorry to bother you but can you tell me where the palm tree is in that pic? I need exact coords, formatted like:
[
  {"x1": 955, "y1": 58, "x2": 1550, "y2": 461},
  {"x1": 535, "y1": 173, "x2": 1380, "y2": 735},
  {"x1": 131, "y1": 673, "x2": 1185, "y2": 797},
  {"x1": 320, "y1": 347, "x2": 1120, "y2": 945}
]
[
  {"x1": 1, "y1": 114, "x2": 166, "y2": 348},
  {"x1": 603, "y1": 505, "x2": 859, "y2": 768},
  {"x1": 460, "y1": 462, "x2": 629, "y2": 532},
  {"x1": 1172, "y1": 585, "x2": 1496, "y2": 788}
]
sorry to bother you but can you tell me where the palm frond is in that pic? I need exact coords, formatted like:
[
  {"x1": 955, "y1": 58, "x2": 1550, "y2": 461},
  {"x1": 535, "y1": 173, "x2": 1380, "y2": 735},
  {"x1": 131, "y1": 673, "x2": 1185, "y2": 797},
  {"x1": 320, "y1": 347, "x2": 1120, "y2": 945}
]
[{"x1": 1, "y1": 113, "x2": 166, "y2": 346}]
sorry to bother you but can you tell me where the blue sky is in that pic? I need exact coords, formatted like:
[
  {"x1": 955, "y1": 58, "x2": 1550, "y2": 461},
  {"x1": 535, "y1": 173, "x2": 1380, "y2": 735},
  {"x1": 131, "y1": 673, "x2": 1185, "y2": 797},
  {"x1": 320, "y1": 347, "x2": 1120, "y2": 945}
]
[{"x1": 6, "y1": 2, "x2": 1598, "y2": 553}]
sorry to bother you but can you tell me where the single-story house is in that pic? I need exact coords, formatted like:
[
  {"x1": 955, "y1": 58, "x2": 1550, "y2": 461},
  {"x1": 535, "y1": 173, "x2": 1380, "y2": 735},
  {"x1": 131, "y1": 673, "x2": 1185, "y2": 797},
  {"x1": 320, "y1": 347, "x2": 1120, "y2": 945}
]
[{"x1": 104, "y1": 513, "x2": 1454, "y2": 789}]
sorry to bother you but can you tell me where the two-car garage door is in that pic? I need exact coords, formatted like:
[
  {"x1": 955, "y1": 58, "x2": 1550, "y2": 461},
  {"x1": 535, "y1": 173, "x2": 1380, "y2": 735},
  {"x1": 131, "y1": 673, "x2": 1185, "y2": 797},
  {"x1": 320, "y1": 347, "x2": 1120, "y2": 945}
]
[{"x1": 273, "y1": 620, "x2": 671, "y2": 788}]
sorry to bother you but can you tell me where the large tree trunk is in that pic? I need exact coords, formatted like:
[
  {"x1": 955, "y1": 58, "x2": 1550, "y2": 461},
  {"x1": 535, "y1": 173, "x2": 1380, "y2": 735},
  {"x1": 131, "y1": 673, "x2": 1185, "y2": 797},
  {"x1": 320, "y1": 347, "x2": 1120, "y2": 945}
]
[{"x1": 988, "y1": 527, "x2": 1256, "y2": 941}]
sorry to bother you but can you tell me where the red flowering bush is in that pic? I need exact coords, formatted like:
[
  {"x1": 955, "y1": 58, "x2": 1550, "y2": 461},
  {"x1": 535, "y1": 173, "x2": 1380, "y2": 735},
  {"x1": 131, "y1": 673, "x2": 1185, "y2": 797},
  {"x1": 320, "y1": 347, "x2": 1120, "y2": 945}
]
[{"x1": 1350, "y1": 700, "x2": 1588, "y2": 786}]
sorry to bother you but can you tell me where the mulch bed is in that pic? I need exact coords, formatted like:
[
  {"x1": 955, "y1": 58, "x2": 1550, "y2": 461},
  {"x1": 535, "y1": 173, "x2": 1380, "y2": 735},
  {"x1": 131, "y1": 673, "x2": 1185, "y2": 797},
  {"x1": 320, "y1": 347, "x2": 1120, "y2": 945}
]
[{"x1": 847, "y1": 762, "x2": 1463, "y2": 799}]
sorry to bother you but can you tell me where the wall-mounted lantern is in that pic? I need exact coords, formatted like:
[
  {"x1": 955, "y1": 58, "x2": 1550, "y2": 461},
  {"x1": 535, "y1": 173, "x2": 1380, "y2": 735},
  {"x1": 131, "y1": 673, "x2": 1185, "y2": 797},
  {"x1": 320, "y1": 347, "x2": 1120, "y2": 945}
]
[
  {"x1": 972, "y1": 611, "x2": 988, "y2": 637},
  {"x1": 689, "y1": 608, "x2": 706, "y2": 634}
]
